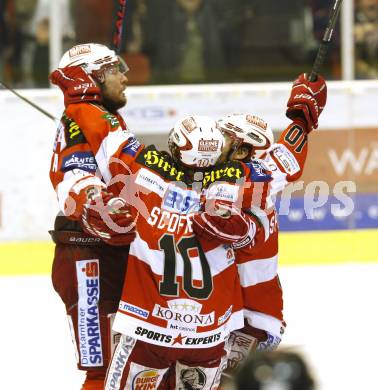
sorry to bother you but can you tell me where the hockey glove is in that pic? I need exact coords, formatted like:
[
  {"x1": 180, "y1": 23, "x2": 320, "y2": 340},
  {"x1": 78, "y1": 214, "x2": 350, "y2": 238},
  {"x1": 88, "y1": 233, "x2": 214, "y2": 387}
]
[
  {"x1": 286, "y1": 73, "x2": 327, "y2": 132},
  {"x1": 80, "y1": 191, "x2": 136, "y2": 246},
  {"x1": 191, "y1": 202, "x2": 258, "y2": 246},
  {"x1": 50, "y1": 66, "x2": 101, "y2": 106}
]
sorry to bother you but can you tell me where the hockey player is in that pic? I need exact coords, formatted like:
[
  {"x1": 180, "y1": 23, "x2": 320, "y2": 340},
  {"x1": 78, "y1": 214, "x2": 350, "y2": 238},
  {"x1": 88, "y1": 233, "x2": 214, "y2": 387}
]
[
  {"x1": 97, "y1": 115, "x2": 269, "y2": 390},
  {"x1": 49, "y1": 43, "x2": 137, "y2": 390},
  {"x1": 49, "y1": 44, "x2": 269, "y2": 389},
  {"x1": 213, "y1": 73, "x2": 327, "y2": 375}
]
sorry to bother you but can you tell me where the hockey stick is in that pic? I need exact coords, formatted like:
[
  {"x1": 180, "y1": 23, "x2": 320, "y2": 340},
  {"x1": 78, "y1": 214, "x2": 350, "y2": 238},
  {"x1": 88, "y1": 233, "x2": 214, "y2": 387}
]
[
  {"x1": 0, "y1": 79, "x2": 57, "y2": 122},
  {"x1": 308, "y1": 0, "x2": 343, "y2": 81},
  {"x1": 112, "y1": 0, "x2": 127, "y2": 55}
]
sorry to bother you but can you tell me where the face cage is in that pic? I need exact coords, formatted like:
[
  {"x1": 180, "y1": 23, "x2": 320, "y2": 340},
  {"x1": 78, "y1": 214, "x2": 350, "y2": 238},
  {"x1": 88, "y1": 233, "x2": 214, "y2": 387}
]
[{"x1": 90, "y1": 55, "x2": 129, "y2": 83}]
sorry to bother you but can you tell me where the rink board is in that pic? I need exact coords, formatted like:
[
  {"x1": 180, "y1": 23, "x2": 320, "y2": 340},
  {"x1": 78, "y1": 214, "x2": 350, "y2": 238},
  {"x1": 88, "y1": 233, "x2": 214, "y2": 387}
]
[{"x1": 0, "y1": 229, "x2": 377, "y2": 276}]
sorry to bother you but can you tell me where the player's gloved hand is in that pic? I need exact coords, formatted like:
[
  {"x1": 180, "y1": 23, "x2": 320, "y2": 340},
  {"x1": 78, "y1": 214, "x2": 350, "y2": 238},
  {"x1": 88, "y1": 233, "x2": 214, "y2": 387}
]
[
  {"x1": 49, "y1": 66, "x2": 101, "y2": 106},
  {"x1": 79, "y1": 191, "x2": 136, "y2": 246},
  {"x1": 286, "y1": 73, "x2": 327, "y2": 132},
  {"x1": 231, "y1": 209, "x2": 265, "y2": 250},
  {"x1": 191, "y1": 201, "x2": 259, "y2": 246}
]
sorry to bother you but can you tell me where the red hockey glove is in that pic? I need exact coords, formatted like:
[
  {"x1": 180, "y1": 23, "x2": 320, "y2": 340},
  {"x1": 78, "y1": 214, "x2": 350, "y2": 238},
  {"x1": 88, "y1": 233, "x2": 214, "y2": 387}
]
[
  {"x1": 231, "y1": 210, "x2": 265, "y2": 250},
  {"x1": 286, "y1": 73, "x2": 327, "y2": 132},
  {"x1": 49, "y1": 66, "x2": 101, "y2": 106},
  {"x1": 80, "y1": 192, "x2": 136, "y2": 246},
  {"x1": 191, "y1": 202, "x2": 259, "y2": 246}
]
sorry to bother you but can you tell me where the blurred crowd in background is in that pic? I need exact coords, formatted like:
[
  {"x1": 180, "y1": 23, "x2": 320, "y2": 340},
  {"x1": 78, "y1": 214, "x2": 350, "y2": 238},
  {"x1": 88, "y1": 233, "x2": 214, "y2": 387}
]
[{"x1": 0, "y1": 0, "x2": 377, "y2": 88}]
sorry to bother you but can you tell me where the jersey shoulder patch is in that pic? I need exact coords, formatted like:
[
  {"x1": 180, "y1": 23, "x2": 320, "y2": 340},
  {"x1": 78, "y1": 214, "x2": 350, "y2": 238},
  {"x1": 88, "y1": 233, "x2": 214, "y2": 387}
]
[
  {"x1": 66, "y1": 103, "x2": 117, "y2": 136},
  {"x1": 101, "y1": 112, "x2": 120, "y2": 129}
]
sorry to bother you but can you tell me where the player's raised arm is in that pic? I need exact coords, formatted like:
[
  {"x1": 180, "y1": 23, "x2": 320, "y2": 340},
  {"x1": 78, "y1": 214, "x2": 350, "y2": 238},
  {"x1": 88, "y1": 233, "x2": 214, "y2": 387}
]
[{"x1": 265, "y1": 72, "x2": 328, "y2": 183}]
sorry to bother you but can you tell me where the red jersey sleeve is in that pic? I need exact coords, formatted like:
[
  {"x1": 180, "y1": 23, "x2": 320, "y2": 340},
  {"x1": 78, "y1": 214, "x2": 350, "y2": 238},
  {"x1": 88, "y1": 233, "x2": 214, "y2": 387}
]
[{"x1": 261, "y1": 119, "x2": 309, "y2": 197}]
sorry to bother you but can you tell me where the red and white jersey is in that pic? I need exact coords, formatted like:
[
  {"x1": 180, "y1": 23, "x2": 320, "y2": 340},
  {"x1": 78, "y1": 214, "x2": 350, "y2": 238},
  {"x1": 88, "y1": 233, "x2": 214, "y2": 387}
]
[
  {"x1": 237, "y1": 120, "x2": 309, "y2": 336},
  {"x1": 111, "y1": 153, "x2": 234, "y2": 348},
  {"x1": 110, "y1": 148, "x2": 273, "y2": 349},
  {"x1": 49, "y1": 103, "x2": 130, "y2": 214},
  {"x1": 49, "y1": 102, "x2": 272, "y2": 349}
]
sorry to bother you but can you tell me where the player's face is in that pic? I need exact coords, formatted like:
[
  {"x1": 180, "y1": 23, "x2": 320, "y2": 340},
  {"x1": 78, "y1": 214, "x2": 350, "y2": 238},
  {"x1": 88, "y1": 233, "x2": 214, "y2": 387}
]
[
  {"x1": 101, "y1": 65, "x2": 128, "y2": 111},
  {"x1": 217, "y1": 133, "x2": 234, "y2": 163},
  {"x1": 218, "y1": 132, "x2": 249, "y2": 163}
]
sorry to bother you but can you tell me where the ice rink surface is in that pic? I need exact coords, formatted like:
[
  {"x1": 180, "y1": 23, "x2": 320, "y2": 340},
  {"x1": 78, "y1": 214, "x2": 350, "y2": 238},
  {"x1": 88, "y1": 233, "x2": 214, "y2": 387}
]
[{"x1": 1, "y1": 262, "x2": 378, "y2": 390}]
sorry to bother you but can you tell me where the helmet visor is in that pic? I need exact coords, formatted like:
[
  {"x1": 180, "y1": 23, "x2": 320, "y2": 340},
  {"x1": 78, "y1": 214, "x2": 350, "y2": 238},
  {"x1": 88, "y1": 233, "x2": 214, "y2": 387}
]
[
  {"x1": 102, "y1": 56, "x2": 129, "y2": 77},
  {"x1": 117, "y1": 56, "x2": 129, "y2": 74}
]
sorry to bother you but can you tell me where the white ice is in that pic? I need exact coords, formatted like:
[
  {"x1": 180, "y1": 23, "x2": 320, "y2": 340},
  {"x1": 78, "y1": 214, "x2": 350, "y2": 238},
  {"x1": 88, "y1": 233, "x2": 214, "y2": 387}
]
[{"x1": 1, "y1": 263, "x2": 377, "y2": 389}]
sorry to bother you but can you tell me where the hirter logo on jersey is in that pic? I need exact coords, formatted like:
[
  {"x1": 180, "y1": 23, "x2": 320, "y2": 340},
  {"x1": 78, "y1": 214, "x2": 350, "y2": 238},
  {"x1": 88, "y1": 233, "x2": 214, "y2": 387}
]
[
  {"x1": 198, "y1": 139, "x2": 219, "y2": 152},
  {"x1": 202, "y1": 162, "x2": 243, "y2": 186},
  {"x1": 138, "y1": 147, "x2": 185, "y2": 181}
]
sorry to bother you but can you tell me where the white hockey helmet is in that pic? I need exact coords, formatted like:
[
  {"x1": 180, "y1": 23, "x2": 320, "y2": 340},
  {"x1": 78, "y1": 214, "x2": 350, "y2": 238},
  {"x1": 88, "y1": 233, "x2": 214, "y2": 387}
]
[
  {"x1": 168, "y1": 115, "x2": 224, "y2": 168},
  {"x1": 58, "y1": 43, "x2": 128, "y2": 82},
  {"x1": 217, "y1": 113, "x2": 274, "y2": 159}
]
